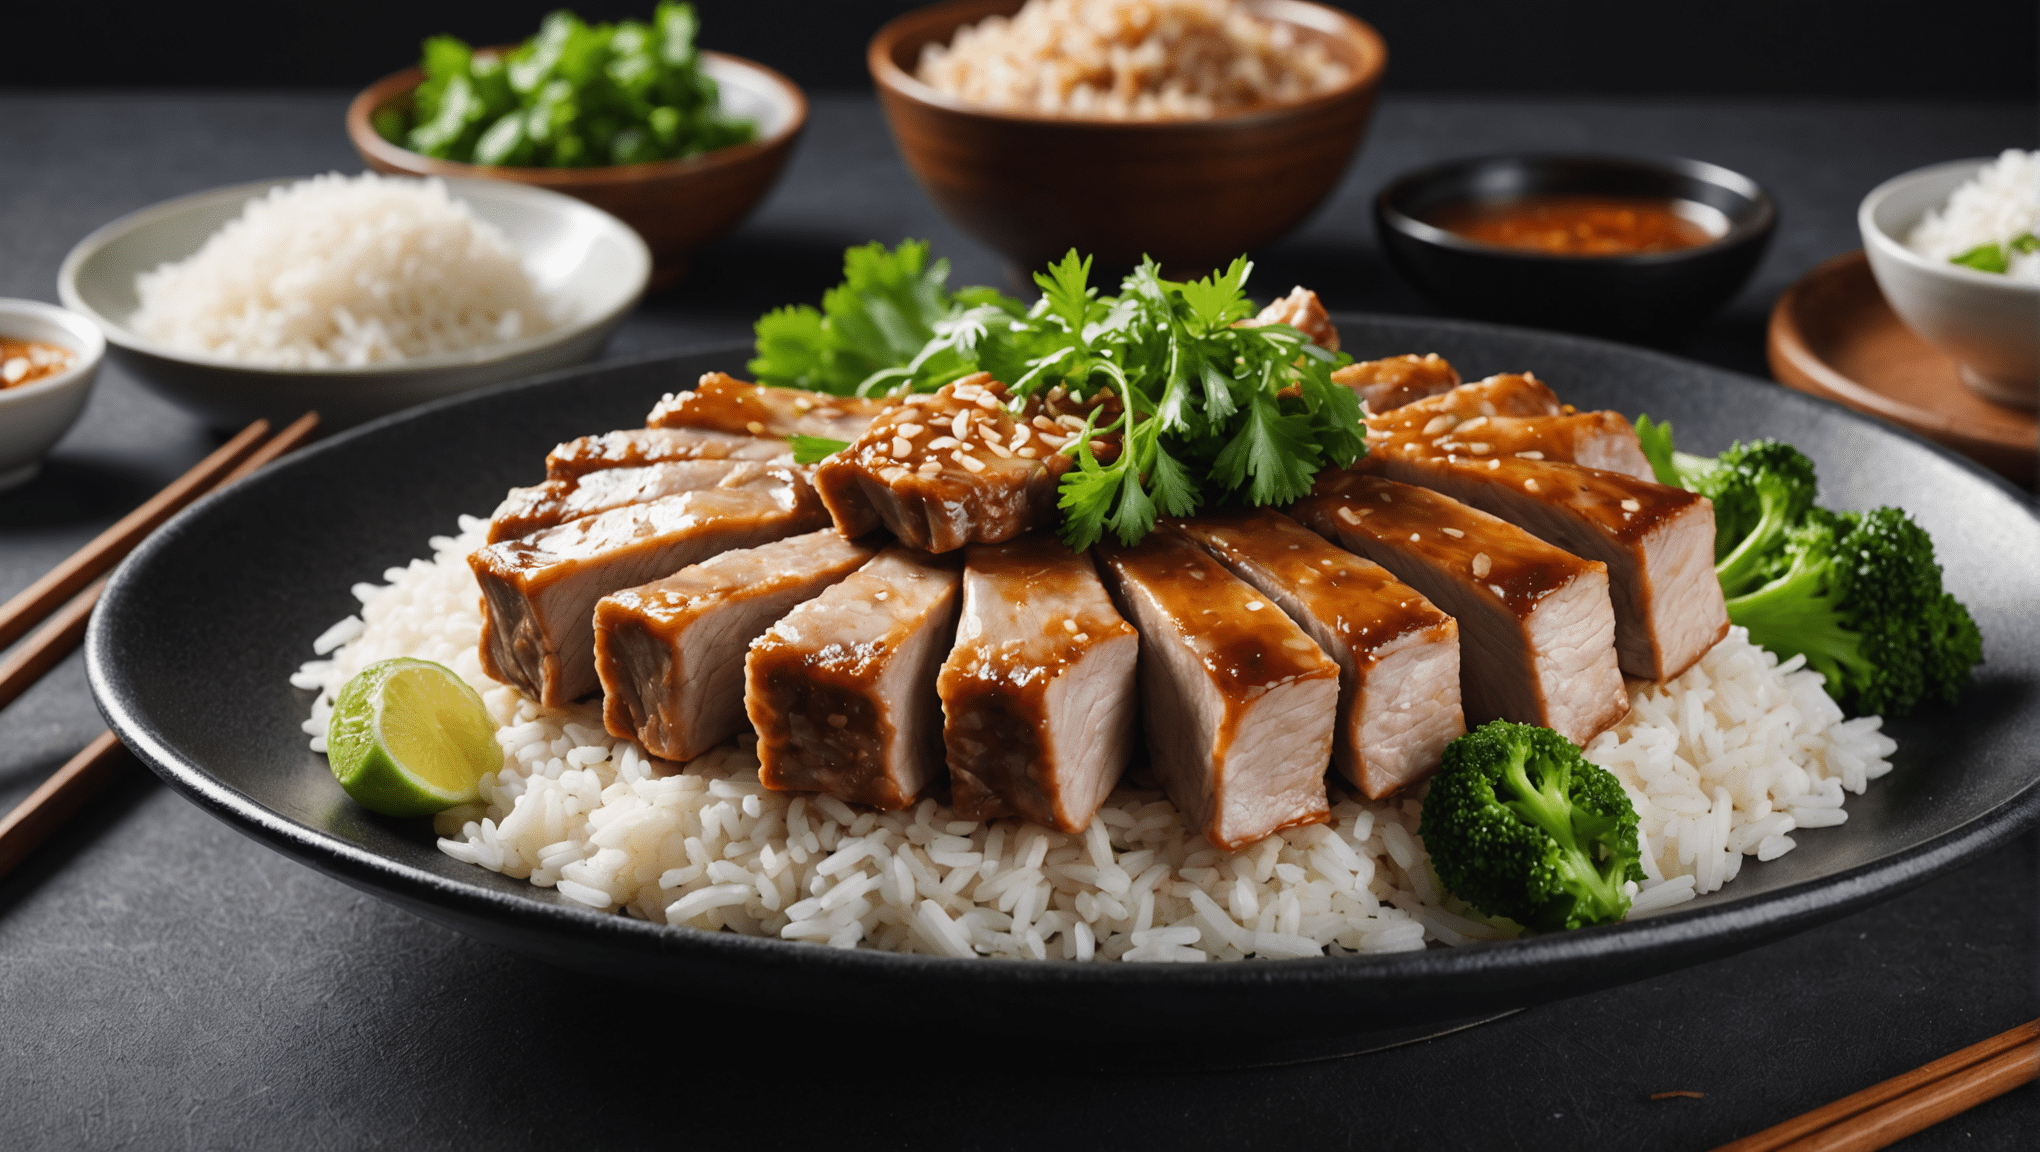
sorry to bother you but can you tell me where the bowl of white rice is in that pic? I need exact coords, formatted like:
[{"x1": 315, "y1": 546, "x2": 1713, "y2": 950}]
[
  {"x1": 58, "y1": 173, "x2": 650, "y2": 430},
  {"x1": 1859, "y1": 151, "x2": 2039, "y2": 409}
]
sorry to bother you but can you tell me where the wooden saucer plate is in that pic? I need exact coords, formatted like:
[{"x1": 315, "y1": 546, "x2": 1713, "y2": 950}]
[{"x1": 1768, "y1": 249, "x2": 2035, "y2": 484}]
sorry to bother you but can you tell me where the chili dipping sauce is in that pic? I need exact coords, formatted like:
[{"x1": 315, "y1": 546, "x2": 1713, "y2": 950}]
[
  {"x1": 1425, "y1": 195, "x2": 1720, "y2": 257},
  {"x1": 1, "y1": 338, "x2": 77, "y2": 390}
]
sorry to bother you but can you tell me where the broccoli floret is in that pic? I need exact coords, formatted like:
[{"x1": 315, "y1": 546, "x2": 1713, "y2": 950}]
[
  {"x1": 1726, "y1": 506, "x2": 1982, "y2": 716},
  {"x1": 1418, "y1": 721, "x2": 1645, "y2": 932},
  {"x1": 1633, "y1": 418, "x2": 1821, "y2": 595}
]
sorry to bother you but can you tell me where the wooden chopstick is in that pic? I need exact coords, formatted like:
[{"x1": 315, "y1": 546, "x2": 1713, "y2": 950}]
[
  {"x1": 0, "y1": 732, "x2": 130, "y2": 880},
  {"x1": 0, "y1": 418, "x2": 270, "y2": 653},
  {"x1": 0, "y1": 412, "x2": 320, "y2": 884},
  {"x1": 1714, "y1": 1018, "x2": 2040, "y2": 1152}
]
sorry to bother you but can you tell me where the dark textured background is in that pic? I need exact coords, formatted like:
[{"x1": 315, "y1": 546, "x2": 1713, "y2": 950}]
[
  {"x1": 3, "y1": 0, "x2": 2039, "y2": 1146},
  {"x1": 10, "y1": 0, "x2": 2038, "y2": 97}
]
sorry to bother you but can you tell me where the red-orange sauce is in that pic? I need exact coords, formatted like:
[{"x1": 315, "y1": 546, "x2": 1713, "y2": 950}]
[
  {"x1": 1, "y1": 338, "x2": 76, "y2": 390},
  {"x1": 1426, "y1": 196, "x2": 1716, "y2": 257}
]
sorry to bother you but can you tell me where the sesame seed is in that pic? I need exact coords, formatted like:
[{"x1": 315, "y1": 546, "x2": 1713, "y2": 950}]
[
  {"x1": 1489, "y1": 583, "x2": 1506, "y2": 597},
  {"x1": 985, "y1": 441, "x2": 1013, "y2": 459},
  {"x1": 827, "y1": 714, "x2": 848, "y2": 728},
  {"x1": 1378, "y1": 492, "x2": 1392, "y2": 503},
  {"x1": 1188, "y1": 569, "x2": 1206, "y2": 579},
  {"x1": 1409, "y1": 533, "x2": 1421, "y2": 542},
  {"x1": 1457, "y1": 416, "x2": 1489, "y2": 432},
  {"x1": 955, "y1": 452, "x2": 986, "y2": 473},
  {"x1": 1479, "y1": 401, "x2": 1497, "y2": 417},
  {"x1": 1245, "y1": 600, "x2": 1264, "y2": 611},
  {"x1": 1032, "y1": 415, "x2": 1058, "y2": 432},
  {"x1": 1057, "y1": 414, "x2": 1087, "y2": 431},
  {"x1": 1282, "y1": 638, "x2": 1315, "y2": 651},
  {"x1": 1048, "y1": 385, "x2": 1067, "y2": 402},
  {"x1": 974, "y1": 393, "x2": 1000, "y2": 410},
  {"x1": 951, "y1": 411, "x2": 971, "y2": 440},
  {"x1": 917, "y1": 460, "x2": 941, "y2": 475},
  {"x1": 1016, "y1": 447, "x2": 1039, "y2": 458},
  {"x1": 1011, "y1": 424, "x2": 1032, "y2": 446},
  {"x1": 1524, "y1": 478, "x2": 1540, "y2": 492},
  {"x1": 891, "y1": 437, "x2": 913, "y2": 457},
  {"x1": 1073, "y1": 632, "x2": 1089, "y2": 643},
  {"x1": 1422, "y1": 414, "x2": 1457, "y2": 434},
  {"x1": 1489, "y1": 459, "x2": 1501, "y2": 470},
  {"x1": 1621, "y1": 498, "x2": 1641, "y2": 512},
  {"x1": 897, "y1": 422, "x2": 925, "y2": 438},
  {"x1": 1469, "y1": 442, "x2": 1491, "y2": 454},
  {"x1": 1338, "y1": 506, "x2": 1363, "y2": 525},
  {"x1": 1517, "y1": 450, "x2": 1545, "y2": 460},
  {"x1": 927, "y1": 435, "x2": 960, "y2": 450},
  {"x1": 1442, "y1": 527, "x2": 1464, "y2": 538},
  {"x1": 793, "y1": 397, "x2": 813, "y2": 411},
  {"x1": 903, "y1": 393, "x2": 936, "y2": 407},
  {"x1": 875, "y1": 591, "x2": 889, "y2": 601},
  {"x1": 1472, "y1": 552, "x2": 1492, "y2": 578},
  {"x1": 1064, "y1": 619, "x2": 1078, "y2": 633},
  {"x1": 745, "y1": 421, "x2": 767, "y2": 435}
]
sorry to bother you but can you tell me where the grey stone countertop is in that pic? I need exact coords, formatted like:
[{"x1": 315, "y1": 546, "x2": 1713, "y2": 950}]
[{"x1": 1, "y1": 92, "x2": 2033, "y2": 1149}]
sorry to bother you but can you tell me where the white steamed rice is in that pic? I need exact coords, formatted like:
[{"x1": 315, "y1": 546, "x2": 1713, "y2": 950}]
[
  {"x1": 133, "y1": 173, "x2": 555, "y2": 368},
  {"x1": 1906, "y1": 148, "x2": 2040, "y2": 283},
  {"x1": 294, "y1": 514, "x2": 1895, "y2": 960}
]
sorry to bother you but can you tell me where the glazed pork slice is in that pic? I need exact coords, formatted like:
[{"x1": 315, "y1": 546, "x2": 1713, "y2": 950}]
[
  {"x1": 1331, "y1": 353, "x2": 1460, "y2": 413},
  {"x1": 937, "y1": 536, "x2": 1139, "y2": 832},
  {"x1": 1293, "y1": 472, "x2": 1629, "y2": 745},
  {"x1": 1097, "y1": 526, "x2": 1340, "y2": 851},
  {"x1": 1236, "y1": 286, "x2": 1340, "y2": 350},
  {"x1": 645, "y1": 371, "x2": 883, "y2": 442},
  {"x1": 812, "y1": 374, "x2": 1110, "y2": 549},
  {"x1": 545, "y1": 427, "x2": 792, "y2": 481},
  {"x1": 1367, "y1": 408, "x2": 1652, "y2": 481},
  {"x1": 472, "y1": 466, "x2": 829, "y2": 707},
  {"x1": 1381, "y1": 372, "x2": 1565, "y2": 428},
  {"x1": 1363, "y1": 453, "x2": 1727, "y2": 682},
  {"x1": 747, "y1": 547, "x2": 962, "y2": 810},
  {"x1": 1177, "y1": 510, "x2": 1465, "y2": 800},
  {"x1": 594, "y1": 530, "x2": 879, "y2": 762},
  {"x1": 489, "y1": 458, "x2": 790, "y2": 543}
]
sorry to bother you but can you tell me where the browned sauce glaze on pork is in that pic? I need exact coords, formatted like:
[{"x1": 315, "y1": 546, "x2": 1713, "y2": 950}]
[
  {"x1": 1293, "y1": 471, "x2": 1629, "y2": 745},
  {"x1": 1330, "y1": 353, "x2": 1461, "y2": 413},
  {"x1": 811, "y1": 373, "x2": 1119, "y2": 550},
  {"x1": 747, "y1": 546, "x2": 963, "y2": 810},
  {"x1": 472, "y1": 466, "x2": 829, "y2": 707},
  {"x1": 1235, "y1": 286, "x2": 1340, "y2": 351},
  {"x1": 646, "y1": 371, "x2": 884, "y2": 442},
  {"x1": 1177, "y1": 509, "x2": 1465, "y2": 799},
  {"x1": 1366, "y1": 407, "x2": 1652, "y2": 480},
  {"x1": 595, "y1": 529, "x2": 880, "y2": 761},
  {"x1": 938, "y1": 535, "x2": 1139, "y2": 831},
  {"x1": 544, "y1": 427, "x2": 794, "y2": 481},
  {"x1": 490, "y1": 458, "x2": 792, "y2": 543},
  {"x1": 1361, "y1": 451, "x2": 1727, "y2": 682},
  {"x1": 1097, "y1": 526, "x2": 1339, "y2": 851}
]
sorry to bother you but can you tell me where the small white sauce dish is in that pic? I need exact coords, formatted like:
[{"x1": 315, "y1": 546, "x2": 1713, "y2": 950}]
[
  {"x1": 0, "y1": 298, "x2": 107, "y2": 492},
  {"x1": 58, "y1": 176, "x2": 650, "y2": 431},
  {"x1": 1859, "y1": 158, "x2": 2040, "y2": 409}
]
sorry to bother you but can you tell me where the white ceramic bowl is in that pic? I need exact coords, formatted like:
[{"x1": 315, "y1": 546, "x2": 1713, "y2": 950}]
[
  {"x1": 1859, "y1": 158, "x2": 2040, "y2": 409},
  {"x1": 58, "y1": 176, "x2": 651, "y2": 431},
  {"x1": 0, "y1": 299, "x2": 106, "y2": 491}
]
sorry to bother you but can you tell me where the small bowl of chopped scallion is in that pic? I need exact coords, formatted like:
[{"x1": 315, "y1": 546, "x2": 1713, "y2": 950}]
[{"x1": 348, "y1": 3, "x2": 806, "y2": 284}]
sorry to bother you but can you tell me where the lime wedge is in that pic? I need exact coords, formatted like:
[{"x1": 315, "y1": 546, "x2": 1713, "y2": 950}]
[{"x1": 327, "y1": 658, "x2": 499, "y2": 816}]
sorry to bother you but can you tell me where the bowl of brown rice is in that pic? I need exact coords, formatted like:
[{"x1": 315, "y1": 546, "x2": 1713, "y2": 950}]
[{"x1": 869, "y1": 0, "x2": 1386, "y2": 274}]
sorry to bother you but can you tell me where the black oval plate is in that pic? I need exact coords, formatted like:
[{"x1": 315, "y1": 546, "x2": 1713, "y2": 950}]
[{"x1": 87, "y1": 317, "x2": 2040, "y2": 1037}]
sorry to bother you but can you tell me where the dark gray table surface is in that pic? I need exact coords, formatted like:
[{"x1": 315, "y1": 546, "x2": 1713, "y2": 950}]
[{"x1": 2, "y1": 91, "x2": 2034, "y2": 1150}]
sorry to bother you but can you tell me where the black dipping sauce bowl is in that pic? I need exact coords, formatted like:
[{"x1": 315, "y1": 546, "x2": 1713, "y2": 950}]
[{"x1": 1375, "y1": 154, "x2": 1776, "y2": 343}]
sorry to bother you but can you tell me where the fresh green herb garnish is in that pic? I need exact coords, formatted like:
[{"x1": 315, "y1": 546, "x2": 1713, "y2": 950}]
[
  {"x1": 753, "y1": 243, "x2": 1365, "y2": 549},
  {"x1": 788, "y1": 434, "x2": 850, "y2": 465},
  {"x1": 1951, "y1": 242, "x2": 2010, "y2": 274},
  {"x1": 385, "y1": 3, "x2": 755, "y2": 168}
]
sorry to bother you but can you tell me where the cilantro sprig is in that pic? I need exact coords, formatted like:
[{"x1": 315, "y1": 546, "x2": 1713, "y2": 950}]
[{"x1": 751, "y1": 243, "x2": 1364, "y2": 549}]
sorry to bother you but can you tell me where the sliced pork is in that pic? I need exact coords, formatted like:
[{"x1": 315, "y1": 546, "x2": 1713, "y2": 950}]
[
  {"x1": 811, "y1": 374, "x2": 1109, "y2": 550},
  {"x1": 1293, "y1": 471, "x2": 1629, "y2": 745},
  {"x1": 1362, "y1": 453, "x2": 1727, "y2": 682},
  {"x1": 1097, "y1": 526, "x2": 1339, "y2": 851},
  {"x1": 490, "y1": 457, "x2": 792, "y2": 543},
  {"x1": 747, "y1": 547, "x2": 962, "y2": 810},
  {"x1": 1383, "y1": 372, "x2": 1565, "y2": 426},
  {"x1": 472, "y1": 466, "x2": 828, "y2": 707},
  {"x1": 545, "y1": 427, "x2": 793, "y2": 481},
  {"x1": 937, "y1": 536, "x2": 1139, "y2": 832},
  {"x1": 1237, "y1": 286, "x2": 1340, "y2": 351},
  {"x1": 645, "y1": 371, "x2": 883, "y2": 442},
  {"x1": 1330, "y1": 353, "x2": 1460, "y2": 413},
  {"x1": 1367, "y1": 408, "x2": 1651, "y2": 480},
  {"x1": 594, "y1": 530, "x2": 879, "y2": 761},
  {"x1": 1177, "y1": 510, "x2": 1465, "y2": 800}
]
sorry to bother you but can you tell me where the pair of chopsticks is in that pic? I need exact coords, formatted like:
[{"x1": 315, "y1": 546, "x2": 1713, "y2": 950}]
[
  {"x1": 0, "y1": 413, "x2": 320, "y2": 881},
  {"x1": 1714, "y1": 1017, "x2": 2040, "y2": 1151}
]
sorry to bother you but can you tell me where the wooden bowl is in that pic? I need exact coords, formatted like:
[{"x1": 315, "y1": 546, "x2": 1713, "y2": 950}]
[
  {"x1": 347, "y1": 51, "x2": 806, "y2": 286},
  {"x1": 868, "y1": 0, "x2": 1386, "y2": 275},
  {"x1": 1769, "y1": 249, "x2": 2035, "y2": 485}
]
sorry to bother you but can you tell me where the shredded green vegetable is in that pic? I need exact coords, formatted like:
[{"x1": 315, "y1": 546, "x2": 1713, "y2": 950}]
[
  {"x1": 382, "y1": 3, "x2": 755, "y2": 168},
  {"x1": 752, "y1": 242, "x2": 1365, "y2": 550},
  {"x1": 1949, "y1": 232, "x2": 2036, "y2": 275}
]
